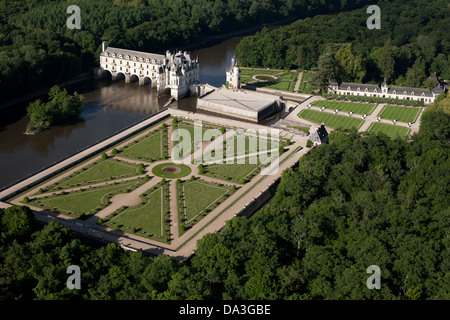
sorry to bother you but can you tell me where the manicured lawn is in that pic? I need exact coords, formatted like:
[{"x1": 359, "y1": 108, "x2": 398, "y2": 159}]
[
  {"x1": 120, "y1": 130, "x2": 164, "y2": 161},
  {"x1": 203, "y1": 161, "x2": 260, "y2": 183},
  {"x1": 298, "y1": 109, "x2": 364, "y2": 130},
  {"x1": 240, "y1": 68, "x2": 283, "y2": 77},
  {"x1": 367, "y1": 122, "x2": 411, "y2": 139},
  {"x1": 312, "y1": 100, "x2": 377, "y2": 115},
  {"x1": 53, "y1": 159, "x2": 140, "y2": 189},
  {"x1": 378, "y1": 105, "x2": 422, "y2": 123},
  {"x1": 181, "y1": 180, "x2": 231, "y2": 224},
  {"x1": 253, "y1": 80, "x2": 293, "y2": 91},
  {"x1": 108, "y1": 186, "x2": 164, "y2": 237},
  {"x1": 33, "y1": 180, "x2": 143, "y2": 217}
]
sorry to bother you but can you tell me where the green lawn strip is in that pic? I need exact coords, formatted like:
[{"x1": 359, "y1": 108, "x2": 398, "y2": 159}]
[
  {"x1": 174, "y1": 146, "x2": 302, "y2": 251},
  {"x1": 202, "y1": 157, "x2": 262, "y2": 184},
  {"x1": 44, "y1": 158, "x2": 141, "y2": 192},
  {"x1": 31, "y1": 179, "x2": 146, "y2": 218},
  {"x1": 366, "y1": 122, "x2": 411, "y2": 139},
  {"x1": 119, "y1": 129, "x2": 166, "y2": 161},
  {"x1": 240, "y1": 68, "x2": 283, "y2": 77},
  {"x1": 312, "y1": 100, "x2": 376, "y2": 115},
  {"x1": 298, "y1": 109, "x2": 364, "y2": 130},
  {"x1": 378, "y1": 105, "x2": 422, "y2": 123},
  {"x1": 104, "y1": 183, "x2": 170, "y2": 241},
  {"x1": 178, "y1": 179, "x2": 234, "y2": 235}
]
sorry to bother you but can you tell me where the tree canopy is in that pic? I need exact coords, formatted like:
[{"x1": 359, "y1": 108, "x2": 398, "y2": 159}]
[{"x1": 235, "y1": 0, "x2": 449, "y2": 91}]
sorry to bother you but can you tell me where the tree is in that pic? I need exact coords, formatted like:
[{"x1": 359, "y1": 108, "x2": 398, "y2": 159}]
[
  {"x1": 0, "y1": 206, "x2": 35, "y2": 240},
  {"x1": 377, "y1": 40, "x2": 396, "y2": 82}
]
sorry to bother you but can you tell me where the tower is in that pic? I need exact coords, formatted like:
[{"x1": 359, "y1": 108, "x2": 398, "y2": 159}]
[
  {"x1": 226, "y1": 55, "x2": 240, "y2": 89},
  {"x1": 381, "y1": 78, "x2": 388, "y2": 94}
]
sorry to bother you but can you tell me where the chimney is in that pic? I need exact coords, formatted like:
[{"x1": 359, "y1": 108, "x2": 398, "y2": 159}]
[{"x1": 102, "y1": 41, "x2": 107, "y2": 52}]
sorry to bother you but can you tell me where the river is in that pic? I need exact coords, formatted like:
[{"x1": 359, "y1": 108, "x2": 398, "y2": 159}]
[{"x1": 0, "y1": 34, "x2": 281, "y2": 189}]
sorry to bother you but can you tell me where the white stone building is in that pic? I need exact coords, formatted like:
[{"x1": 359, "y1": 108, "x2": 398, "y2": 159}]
[
  {"x1": 99, "y1": 42, "x2": 199, "y2": 99},
  {"x1": 328, "y1": 78, "x2": 445, "y2": 105},
  {"x1": 226, "y1": 55, "x2": 241, "y2": 89}
]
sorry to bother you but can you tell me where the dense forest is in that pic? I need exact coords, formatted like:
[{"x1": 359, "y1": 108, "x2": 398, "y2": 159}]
[
  {"x1": 235, "y1": 0, "x2": 450, "y2": 91},
  {"x1": 0, "y1": 0, "x2": 375, "y2": 102},
  {"x1": 1, "y1": 93, "x2": 448, "y2": 300}
]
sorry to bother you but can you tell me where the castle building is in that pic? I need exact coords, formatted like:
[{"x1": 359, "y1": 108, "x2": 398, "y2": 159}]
[
  {"x1": 328, "y1": 77, "x2": 445, "y2": 105},
  {"x1": 99, "y1": 42, "x2": 199, "y2": 100},
  {"x1": 226, "y1": 55, "x2": 240, "y2": 89}
]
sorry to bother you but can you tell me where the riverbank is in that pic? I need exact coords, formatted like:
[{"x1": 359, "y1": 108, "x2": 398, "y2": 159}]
[
  {"x1": 0, "y1": 71, "x2": 93, "y2": 112},
  {"x1": 175, "y1": 15, "x2": 301, "y2": 52}
]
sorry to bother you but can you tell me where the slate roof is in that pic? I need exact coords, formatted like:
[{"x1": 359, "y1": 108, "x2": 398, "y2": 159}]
[
  {"x1": 309, "y1": 124, "x2": 329, "y2": 144},
  {"x1": 101, "y1": 46, "x2": 165, "y2": 64},
  {"x1": 387, "y1": 86, "x2": 432, "y2": 97},
  {"x1": 339, "y1": 82, "x2": 381, "y2": 92}
]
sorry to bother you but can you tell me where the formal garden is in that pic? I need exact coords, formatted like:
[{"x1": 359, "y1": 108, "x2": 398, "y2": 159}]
[
  {"x1": 378, "y1": 105, "x2": 422, "y2": 123},
  {"x1": 176, "y1": 178, "x2": 236, "y2": 236},
  {"x1": 15, "y1": 115, "x2": 293, "y2": 243},
  {"x1": 298, "y1": 109, "x2": 365, "y2": 130},
  {"x1": 366, "y1": 122, "x2": 411, "y2": 139},
  {"x1": 312, "y1": 100, "x2": 377, "y2": 115},
  {"x1": 240, "y1": 68, "x2": 298, "y2": 92},
  {"x1": 101, "y1": 181, "x2": 171, "y2": 243}
]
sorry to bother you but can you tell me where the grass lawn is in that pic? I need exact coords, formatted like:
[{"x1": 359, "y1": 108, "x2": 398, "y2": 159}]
[
  {"x1": 120, "y1": 130, "x2": 164, "y2": 161},
  {"x1": 298, "y1": 109, "x2": 364, "y2": 130},
  {"x1": 181, "y1": 180, "x2": 231, "y2": 224},
  {"x1": 253, "y1": 80, "x2": 293, "y2": 91},
  {"x1": 108, "y1": 186, "x2": 165, "y2": 237},
  {"x1": 312, "y1": 100, "x2": 377, "y2": 115},
  {"x1": 378, "y1": 105, "x2": 422, "y2": 123},
  {"x1": 53, "y1": 159, "x2": 140, "y2": 190},
  {"x1": 241, "y1": 69, "x2": 297, "y2": 91},
  {"x1": 203, "y1": 160, "x2": 260, "y2": 183},
  {"x1": 367, "y1": 122, "x2": 411, "y2": 139},
  {"x1": 32, "y1": 180, "x2": 143, "y2": 217}
]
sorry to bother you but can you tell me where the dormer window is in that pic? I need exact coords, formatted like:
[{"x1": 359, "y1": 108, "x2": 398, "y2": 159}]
[
  {"x1": 126, "y1": 55, "x2": 130, "y2": 60},
  {"x1": 411, "y1": 92, "x2": 414, "y2": 96},
  {"x1": 112, "y1": 53, "x2": 116, "y2": 57},
  {"x1": 105, "y1": 52, "x2": 109, "y2": 57},
  {"x1": 365, "y1": 88, "x2": 368, "y2": 92},
  {"x1": 119, "y1": 54, "x2": 123, "y2": 59},
  {"x1": 139, "y1": 57, "x2": 143, "y2": 62},
  {"x1": 422, "y1": 92, "x2": 425, "y2": 96},
  {"x1": 393, "y1": 90, "x2": 396, "y2": 94},
  {"x1": 133, "y1": 56, "x2": 137, "y2": 61},
  {"x1": 403, "y1": 91, "x2": 407, "y2": 95},
  {"x1": 146, "y1": 58, "x2": 150, "y2": 63}
]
